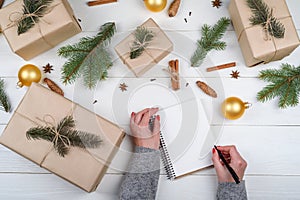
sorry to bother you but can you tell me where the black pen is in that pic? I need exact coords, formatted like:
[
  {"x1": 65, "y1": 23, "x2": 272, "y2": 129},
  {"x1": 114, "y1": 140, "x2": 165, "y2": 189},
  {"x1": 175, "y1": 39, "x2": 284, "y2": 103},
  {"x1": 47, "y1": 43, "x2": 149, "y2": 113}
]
[{"x1": 214, "y1": 145, "x2": 240, "y2": 184}]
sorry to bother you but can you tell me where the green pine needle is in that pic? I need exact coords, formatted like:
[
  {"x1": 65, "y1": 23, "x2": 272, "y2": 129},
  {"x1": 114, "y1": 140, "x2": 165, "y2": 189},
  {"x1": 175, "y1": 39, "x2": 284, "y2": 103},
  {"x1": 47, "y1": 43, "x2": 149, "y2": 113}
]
[
  {"x1": 257, "y1": 63, "x2": 300, "y2": 108},
  {"x1": 26, "y1": 115, "x2": 102, "y2": 157},
  {"x1": 0, "y1": 79, "x2": 12, "y2": 113},
  {"x1": 18, "y1": 0, "x2": 54, "y2": 35},
  {"x1": 58, "y1": 22, "x2": 116, "y2": 89},
  {"x1": 130, "y1": 26, "x2": 154, "y2": 59},
  {"x1": 191, "y1": 17, "x2": 230, "y2": 67},
  {"x1": 247, "y1": 0, "x2": 285, "y2": 38}
]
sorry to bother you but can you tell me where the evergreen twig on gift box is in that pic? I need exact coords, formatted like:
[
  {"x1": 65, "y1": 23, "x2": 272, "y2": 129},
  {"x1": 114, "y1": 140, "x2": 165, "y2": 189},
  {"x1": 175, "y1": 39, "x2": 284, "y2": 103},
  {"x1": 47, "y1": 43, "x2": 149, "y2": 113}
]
[
  {"x1": 190, "y1": 17, "x2": 230, "y2": 67},
  {"x1": 58, "y1": 22, "x2": 116, "y2": 89},
  {"x1": 18, "y1": 0, "x2": 54, "y2": 35},
  {"x1": 0, "y1": 78, "x2": 11, "y2": 113},
  {"x1": 130, "y1": 26, "x2": 154, "y2": 59},
  {"x1": 26, "y1": 115, "x2": 102, "y2": 157},
  {"x1": 257, "y1": 63, "x2": 300, "y2": 108},
  {"x1": 247, "y1": 0, "x2": 285, "y2": 39}
]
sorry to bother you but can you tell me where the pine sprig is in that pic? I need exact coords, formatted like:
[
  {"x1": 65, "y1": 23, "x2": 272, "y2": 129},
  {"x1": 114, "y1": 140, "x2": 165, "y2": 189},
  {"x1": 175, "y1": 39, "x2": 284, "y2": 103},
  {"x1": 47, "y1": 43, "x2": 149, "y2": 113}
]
[
  {"x1": 58, "y1": 22, "x2": 116, "y2": 89},
  {"x1": 18, "y1": 0, "x2": 54, "y2": 35},
  {"x1": 246, "y1": 0, "x2": 285, "y2": 38},
  {"x1": 130, "y1": 26, "x2": 154, "y2": 59},
  {"x1": 191, "y1": 17, "x2": 230, "y2": 67},
  {"x1": 257, "y1": 63, "x2": 300, "y2": 108},
  {"x1": 26, "y1": 115, "x2": 102, "y2": 157},
  {"x1": 0, "y1": 79, "x2": 12, "y2": 113}
]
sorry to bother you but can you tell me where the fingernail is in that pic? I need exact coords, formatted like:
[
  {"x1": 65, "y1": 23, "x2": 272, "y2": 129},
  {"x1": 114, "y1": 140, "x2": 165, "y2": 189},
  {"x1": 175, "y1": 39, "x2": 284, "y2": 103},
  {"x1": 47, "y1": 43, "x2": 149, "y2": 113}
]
[
  {"x1": 157, "y1": 115, "x2": 160, "y2": 121},
  {"x1": 131, "y1": 112, "x2": 135, "y2": 116},
  {"x1": 212, "y1": 148, "x2": 215, "y2": 154}
]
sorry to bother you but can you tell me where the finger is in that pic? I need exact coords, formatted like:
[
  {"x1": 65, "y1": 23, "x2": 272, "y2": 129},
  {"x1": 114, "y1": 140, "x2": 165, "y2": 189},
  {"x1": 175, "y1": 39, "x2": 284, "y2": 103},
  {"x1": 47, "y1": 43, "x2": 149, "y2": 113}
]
[
  {"x1": 212, "y1": 148, "x2": 225, "y2": 172},
  {"x1": 139, "y1": 107, "x2": 159, "y2": 125},
  {"x1": 152, "y1": 115, "x2": 161, "y2": 134},
  {"x1": 134, "y1": 108, "x2": 149, "y2": 124},
  {"x1": 218, "y1": 145, "x2": 242, "y2": 159},
  {"x1": 130, "y1": 112, "x2": 135, "y2": 125},
  {"x1": 148, "y1": 107, "x2": 159, "y2": 116}
]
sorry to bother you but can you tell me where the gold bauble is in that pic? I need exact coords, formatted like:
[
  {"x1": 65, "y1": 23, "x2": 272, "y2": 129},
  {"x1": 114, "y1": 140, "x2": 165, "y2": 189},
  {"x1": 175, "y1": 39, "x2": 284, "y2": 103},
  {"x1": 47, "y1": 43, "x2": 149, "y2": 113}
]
[
  {"x1": 221, "y1": 97, "x2": 251, "y2": 120},
  {"x1": 144, "y1": 0, "x2": 167, "y2": 12},
  {"x1": 17, "y1": 64, "x2": 42, "y2": 87}
]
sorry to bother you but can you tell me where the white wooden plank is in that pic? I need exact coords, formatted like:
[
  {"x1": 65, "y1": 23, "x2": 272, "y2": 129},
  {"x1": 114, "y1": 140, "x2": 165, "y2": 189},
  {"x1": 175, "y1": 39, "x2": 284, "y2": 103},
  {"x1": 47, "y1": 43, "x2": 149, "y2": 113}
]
[
  {"x1": 2, "y1": 0, "x2": 299, "y2": 31},
  {"x1": 0, "y1": 76, "x2": 300, "y2": 126},
  {"x1": 0, "y1": 173, "x2": 299, "y2": 200},
  {"x1": 1, "y1": 30, "x2": 300, "y2": 78},
  {"x1": 1, "y1": 125, "x2": 300, "y2": 176}
]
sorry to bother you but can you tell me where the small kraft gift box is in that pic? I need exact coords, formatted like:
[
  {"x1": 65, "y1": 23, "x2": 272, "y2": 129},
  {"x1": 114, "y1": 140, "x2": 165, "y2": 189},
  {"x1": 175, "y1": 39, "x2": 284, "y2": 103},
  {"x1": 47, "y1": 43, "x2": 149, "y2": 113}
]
[
  {"x1": 0, "y1": 0, "x2": 81, "y2": 60},
  {"x1": 229, "y1": 0, "x2": 300, "y2": 67},
  {"x1": 115, "y1": 18, "x2": 173, "y2": 77},
  {"x1": 0, "y1": 83, "x2": 125, "y2": 192}
]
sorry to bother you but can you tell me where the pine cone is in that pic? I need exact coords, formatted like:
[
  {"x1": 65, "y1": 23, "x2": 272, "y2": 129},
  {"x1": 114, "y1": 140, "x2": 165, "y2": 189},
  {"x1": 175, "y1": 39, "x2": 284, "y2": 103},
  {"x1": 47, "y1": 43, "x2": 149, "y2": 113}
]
[
  {"x1": 44, "y1": 78, "x2": 64, "y2": 96},
  {"x1": 196, "y1": 81, "x2": 217, "y2": 98}
]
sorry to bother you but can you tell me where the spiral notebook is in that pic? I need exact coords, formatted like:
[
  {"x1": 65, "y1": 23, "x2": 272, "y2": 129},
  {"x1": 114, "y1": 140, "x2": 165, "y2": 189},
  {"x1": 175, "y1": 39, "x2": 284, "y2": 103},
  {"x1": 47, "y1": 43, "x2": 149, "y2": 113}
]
[{"x1": 150, "y1": 100, "x2": 216, "y2": 179}]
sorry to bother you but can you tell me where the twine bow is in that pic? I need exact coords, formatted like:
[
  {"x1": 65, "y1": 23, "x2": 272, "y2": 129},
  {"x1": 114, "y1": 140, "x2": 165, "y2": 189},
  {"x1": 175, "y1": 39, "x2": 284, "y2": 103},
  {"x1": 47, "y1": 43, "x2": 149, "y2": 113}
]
[
  {"x1": 163, "y1": 68, "x2": 179, "y2": 82},
  {"x1": 8, "y1": 5, "x2": 48, "y2": 28},
  {"x1": 36, "y1": 114, "x2": 71, "y2": 148},
  {"x1": 130, "y1": 32, "x2": 153, "y2": 52},
  {"x1": 263, "y1": 8, "x2": 276, "y2": 41}
]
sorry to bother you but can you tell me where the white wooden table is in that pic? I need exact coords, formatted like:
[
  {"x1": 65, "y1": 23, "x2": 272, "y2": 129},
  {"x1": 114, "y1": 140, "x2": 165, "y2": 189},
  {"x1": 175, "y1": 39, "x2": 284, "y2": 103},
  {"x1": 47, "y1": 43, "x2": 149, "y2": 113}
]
[{"x1": 1, "y1": 0, "x2": 300, "y2": 199}]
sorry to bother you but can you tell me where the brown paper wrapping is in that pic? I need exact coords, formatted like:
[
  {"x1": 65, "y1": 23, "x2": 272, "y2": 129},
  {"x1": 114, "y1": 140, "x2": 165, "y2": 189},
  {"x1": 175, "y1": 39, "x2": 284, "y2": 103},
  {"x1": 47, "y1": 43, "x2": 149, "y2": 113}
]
[
  {"x1": 0, "y1": 0, "x2": 81, "y2": 60},
  {"x1": 115, "y1": 18, "x2": 173, "y2": 77},
  {"x1": 229, "y1": 0, "x2": 300, "y2": 67},
  {"x1": 0, "y1": 83, "x2": 125, "y2": 192}
]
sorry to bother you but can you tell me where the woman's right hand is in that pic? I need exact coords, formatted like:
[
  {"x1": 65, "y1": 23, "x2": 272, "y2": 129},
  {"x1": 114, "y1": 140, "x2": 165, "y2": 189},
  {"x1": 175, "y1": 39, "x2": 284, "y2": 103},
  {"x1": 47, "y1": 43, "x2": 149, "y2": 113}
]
[{"x1": 212, "y1": 145, "x2": 247, "y2": 183}]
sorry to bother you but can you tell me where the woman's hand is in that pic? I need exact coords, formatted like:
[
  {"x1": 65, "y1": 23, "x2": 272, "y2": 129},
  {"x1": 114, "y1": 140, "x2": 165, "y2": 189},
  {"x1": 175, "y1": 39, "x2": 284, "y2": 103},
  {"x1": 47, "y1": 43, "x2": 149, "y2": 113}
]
[
  {"x1": 212, "y1": 145, "x2": 247, "y2": 183},
  {"x1": 130, "y1": 108, "x2": 161, "y2": 150}
]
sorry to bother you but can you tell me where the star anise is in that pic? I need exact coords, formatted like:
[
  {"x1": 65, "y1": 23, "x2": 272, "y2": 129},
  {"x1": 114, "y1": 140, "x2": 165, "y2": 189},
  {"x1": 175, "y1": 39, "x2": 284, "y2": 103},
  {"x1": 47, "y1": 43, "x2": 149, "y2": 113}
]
[
  {"x1": 212, "y1": 0, "x2": 222, "y2": 8},
  {"x1": 43, "y1": 63, "x2": 54, "y2": 74},
  {"x1": 119, "y1": 83, "x2": 128, "y2": 92},
  {"x1": 230, "y1": 70, "x2": 240, "y2": 79}
]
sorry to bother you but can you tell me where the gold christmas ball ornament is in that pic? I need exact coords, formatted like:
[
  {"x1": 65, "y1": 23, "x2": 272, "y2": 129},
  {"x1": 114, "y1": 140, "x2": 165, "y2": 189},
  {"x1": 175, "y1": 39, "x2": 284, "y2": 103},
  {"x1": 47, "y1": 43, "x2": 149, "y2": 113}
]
[
  {"x1": 144, "y1": 0, "x2": 167, "y2": 12},
  {"x1": 221, "y1": 97, "x2": 251, "y2": 120},
  {"x1": 17, "y1": 64, "x2": 42, "y2": 87}
]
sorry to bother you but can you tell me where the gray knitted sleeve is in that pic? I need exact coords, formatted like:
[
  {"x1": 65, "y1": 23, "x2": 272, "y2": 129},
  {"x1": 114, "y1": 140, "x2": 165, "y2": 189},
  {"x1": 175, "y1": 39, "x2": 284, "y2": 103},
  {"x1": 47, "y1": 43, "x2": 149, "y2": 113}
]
[
  {"x1": 217, "y1": 181, "x2": 248, "y2": 200},
  {"x1": 119, "y1": 146, "x2": 160, "y2": 200}
]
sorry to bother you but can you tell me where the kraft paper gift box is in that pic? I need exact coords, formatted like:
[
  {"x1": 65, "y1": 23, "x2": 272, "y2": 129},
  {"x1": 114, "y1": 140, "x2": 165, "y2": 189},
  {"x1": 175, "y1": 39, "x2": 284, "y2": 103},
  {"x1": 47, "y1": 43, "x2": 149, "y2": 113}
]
[
  {"x1": 229, "y1": 0, "x2": 300, "y2": 67},
  {"x1": 115, "y1": 18, "x2": 173, "y2": 77},
  {"x1": 0, "y1": 83, "x2": 125, "y2": 192},
  {"x1": 0, "y1": 0, "x2": 81, "y2": 60}
]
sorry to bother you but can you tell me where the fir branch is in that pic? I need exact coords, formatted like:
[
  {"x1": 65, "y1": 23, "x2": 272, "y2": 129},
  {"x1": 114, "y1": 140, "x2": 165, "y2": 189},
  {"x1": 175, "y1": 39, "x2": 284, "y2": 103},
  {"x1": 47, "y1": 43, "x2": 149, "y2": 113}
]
[
  {"x1": 257, "y1": 63, "x2": 300, "y2": 108},
  {"x1": 18, "y1": 0, "x2": 54, "y2": 35},
  {"x1": 0, "y1": 79, "x2": 12, "y2": 113},
  {"x1": 26, "y1": 116, "x2": 102, "y2": 157},
  {"x1": 246, "y1": 0, "x2": 285, "y2": 38},
  {"x1": 130, "y1": 26, "x2": 154, "y2": 59},
  {"x1": 59, "y1": 22, "x2": 116, "y2": 89},
  {"x1": 191, "y1": 17, "x2": 230, "y2": 67}
]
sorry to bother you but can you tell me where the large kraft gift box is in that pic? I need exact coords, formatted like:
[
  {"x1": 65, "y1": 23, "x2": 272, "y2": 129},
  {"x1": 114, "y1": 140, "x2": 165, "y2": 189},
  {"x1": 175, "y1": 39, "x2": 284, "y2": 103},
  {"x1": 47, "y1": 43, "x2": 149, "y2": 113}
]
[
  {"x1": 0, "y1": 0, "x2": 81, "y2": 60},
  {"x1": 0, "y1": 83, "x2": 125, "y2": 192},
  {"x1": 115, "y1": 18, "x2": 173, "y2": 77},
  {"x1": 229, "y1": 0, "x2": 300, "y2": 67}
]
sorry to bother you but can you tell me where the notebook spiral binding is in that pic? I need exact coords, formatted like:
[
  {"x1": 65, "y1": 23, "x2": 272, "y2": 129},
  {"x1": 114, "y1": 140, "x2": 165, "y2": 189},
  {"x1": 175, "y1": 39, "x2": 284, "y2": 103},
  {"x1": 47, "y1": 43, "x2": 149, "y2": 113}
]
[
  {"x1": 149, "y1": 116, "x2": 176, "y2": 180},
  {"x1": 159, "y1": 133, "x2": 176, "y2": 180}
]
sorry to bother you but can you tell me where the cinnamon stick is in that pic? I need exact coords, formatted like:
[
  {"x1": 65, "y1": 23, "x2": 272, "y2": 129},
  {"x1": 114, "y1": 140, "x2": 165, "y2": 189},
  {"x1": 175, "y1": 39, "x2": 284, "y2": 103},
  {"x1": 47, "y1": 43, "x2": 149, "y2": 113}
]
[
  {"x1": 87, "y1": 0, "x2": 117, "y2": 7},
  {"x1": 206, "y1": 62, "x2": 236, "y2": 72},
  {"x1": 0, "y1": 0, "x2": 4, "y2": 9},
  {"x1": 169, "y1": 59, "x2": 180, "y2": 90}
]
